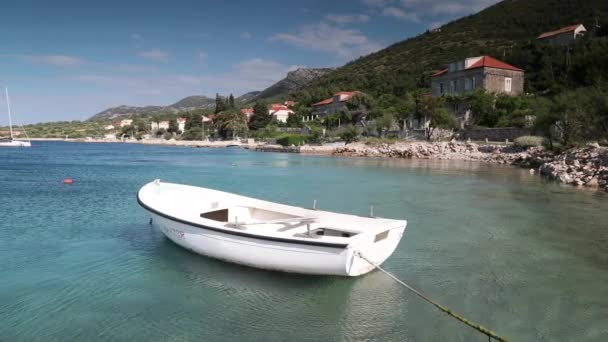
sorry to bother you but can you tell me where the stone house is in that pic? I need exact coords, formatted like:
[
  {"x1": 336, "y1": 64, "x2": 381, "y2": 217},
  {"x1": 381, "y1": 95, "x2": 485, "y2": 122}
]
[
  {"x1": 537, "y1": 24, "x2": 587, "y2": 46},
  {"x1": 119, "y1": 119, "x2": 133, "y2": 127},
  {"x1": 430, "y1": 56, "x2": 524, "y2": 128},
  {"x1": 308, "y1": 91, "x2": 360, "y2": 121}
]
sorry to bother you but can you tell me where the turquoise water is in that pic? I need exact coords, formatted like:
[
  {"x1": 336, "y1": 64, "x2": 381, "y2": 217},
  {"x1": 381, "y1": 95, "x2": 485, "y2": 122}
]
[{"x1": 1, "y1": 141, "x2": 607, "y2": 341}]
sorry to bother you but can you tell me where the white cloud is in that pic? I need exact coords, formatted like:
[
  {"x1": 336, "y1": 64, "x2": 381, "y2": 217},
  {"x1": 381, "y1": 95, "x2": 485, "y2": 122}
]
[
  {"x1": 361, "y1": 0, "x2": 392, "y2": 7},
  {"x1": 197, "y1": 51, "x2": 208, "y2": 60},
  {"x1": 382, "y1": 7, "x2": 420, "y2": 22},
  {"x1": 137, "y1": 49, "x2": 169, "y2": 62},
  {"x1": 399, "y1": 0, "x2": 500, "y2": 16},
  {"x1": 16, "y1": 54, "x2": 84, "y2": 67},
  {"x1": 109, "y1": 64, "x2": 158, "y2": 73},
  {"x1": 73, "y1": 58, "x2": 301, "y2": 99},
  {"x1": 270, "y1": 22, "x2": 384, "y2": 60},
  {"x1": 325, "y1": 14, "x2": 370, "y2": 24},
  {"x1": 240, "y1": 31, "x2": 252, "y2": 39}
]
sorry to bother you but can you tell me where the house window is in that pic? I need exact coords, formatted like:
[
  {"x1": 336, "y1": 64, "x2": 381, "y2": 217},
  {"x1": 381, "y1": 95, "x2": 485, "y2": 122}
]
[
  {"x1": 505, "y1": 77, "x2": 512, "y2": 92},
  {"x1": 472, "y1": 77, "x2": 476, "y2": 89},
  {"x1": 450, "y1": 80, "x2": 456, "y2": 93},
  {"x1": 454, "y1": 79, "x2": 459, "y2": 93},
  {"x1": 439, "y1": 83, "x2": 444, "y2": 94},
  {"x1": 464, "y1": 78, "x2": 471, "y2": 91}
]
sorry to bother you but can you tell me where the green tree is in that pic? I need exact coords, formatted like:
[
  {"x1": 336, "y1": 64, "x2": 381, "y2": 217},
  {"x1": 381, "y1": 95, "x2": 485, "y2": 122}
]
[
  {"x1": 286, "y1": 112, "x2": 303, "y2": 128},
  {"x1": 470, "y1": 90, "x2": 497, "y2": 127},
  {"x1": 423, "y1": 97, "x2": 456, "y2": 140},
  {"x1": 228, "y1": 93, "x2": 235, "y2": 109},
  {"x1": 339, "y1": 125, "x2": 359, "y2": 144},
  {"x1": 215, "y1": 109, "x2": 248, "y2": 139},
  {"x1": 550, "y1": 89, "x2": 593, "y2": 146},
  {"x1": 375, "y1": 112, "x2": 395, "y2": 137},
  {"x1": 345, "y1": 93, "x2": 374, "y2": 124},
  {"x1": 215, "y1": 93, "x2": 226, "y2": 114},
  {"x1": 248, "y1": 101, "x2": 272, "y2": 130}
]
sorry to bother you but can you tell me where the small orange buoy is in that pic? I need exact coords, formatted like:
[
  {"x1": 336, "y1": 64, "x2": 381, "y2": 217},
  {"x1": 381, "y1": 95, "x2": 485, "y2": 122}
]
[{"x1": 63, "y1": 178, "x2": 73, "y2": 185}]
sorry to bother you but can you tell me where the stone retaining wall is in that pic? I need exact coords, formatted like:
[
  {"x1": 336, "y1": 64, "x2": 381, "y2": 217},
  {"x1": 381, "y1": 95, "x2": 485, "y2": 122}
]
[{"x1": 462, "y1": 128, "x2": 530, "y2": 142}]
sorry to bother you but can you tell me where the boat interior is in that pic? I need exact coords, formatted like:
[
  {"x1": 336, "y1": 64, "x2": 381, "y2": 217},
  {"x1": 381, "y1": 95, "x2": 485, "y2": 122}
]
[{"x1": 199, "y1": 205, "x2": 360, "y2": 239}]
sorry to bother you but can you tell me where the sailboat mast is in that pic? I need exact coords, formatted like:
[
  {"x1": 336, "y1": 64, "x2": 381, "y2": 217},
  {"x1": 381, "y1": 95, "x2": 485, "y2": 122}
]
[{"x1": 5, "y1": 88, "x2": 13, "y2": 139}]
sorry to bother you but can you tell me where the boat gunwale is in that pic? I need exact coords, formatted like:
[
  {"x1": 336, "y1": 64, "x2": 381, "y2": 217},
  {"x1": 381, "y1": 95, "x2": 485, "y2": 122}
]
[{"x1": 137, "y1": 193, "x2": 349, "y2": 249}]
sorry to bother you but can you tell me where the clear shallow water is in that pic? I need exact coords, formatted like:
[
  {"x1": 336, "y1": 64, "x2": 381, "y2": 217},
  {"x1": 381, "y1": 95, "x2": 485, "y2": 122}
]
[{"x1": 1, "y1": 141, "x2": 607, "y2": 341}]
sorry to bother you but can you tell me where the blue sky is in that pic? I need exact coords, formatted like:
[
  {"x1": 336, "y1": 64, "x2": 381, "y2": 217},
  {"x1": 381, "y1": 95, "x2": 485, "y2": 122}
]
[{"x1": 0, "y1": 0, "x2": 498, "y2": 124}]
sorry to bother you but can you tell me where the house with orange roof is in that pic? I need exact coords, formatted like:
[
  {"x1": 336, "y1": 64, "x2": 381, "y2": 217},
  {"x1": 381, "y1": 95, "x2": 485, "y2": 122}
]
[
  {"x1": 431, "y1": 56, "x2": 524, "y2": 128},
  {"x1": 537, "y1": 24, "x2": 586, "y2": 46},
  {"x1": 240, "y1": 108, "x2": 254, "y2": 121},
  {"x1": 268, "y1": 104, "x2": 294, "y2": 123},
  {"x1": 309, "y1": 91, "x2": 360, "y2": 120}
]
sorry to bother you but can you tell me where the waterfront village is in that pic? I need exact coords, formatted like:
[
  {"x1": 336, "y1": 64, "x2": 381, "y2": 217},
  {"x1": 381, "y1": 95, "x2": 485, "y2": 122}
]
[{"x1": 24, "y1": 23, "x2": 608, "y2": 191}]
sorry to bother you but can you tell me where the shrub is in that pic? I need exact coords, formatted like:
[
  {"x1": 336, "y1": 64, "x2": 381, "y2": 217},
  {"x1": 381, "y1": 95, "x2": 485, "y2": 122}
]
[
  {"x1": 276, "y1": 134, "x2": 307, "y2": 147},
  {"x1": 514, "y1": 135, "x2": 545, "y2": 148},
  {"x1": 163, "y1": 132, "x2": 173, "y2": 140},
  {"x1": 363, "y1": 137, "x2": 397, "y2": 146},
  {"x1": 339, "y1": 125, "x2": 359, "y2": 144}
]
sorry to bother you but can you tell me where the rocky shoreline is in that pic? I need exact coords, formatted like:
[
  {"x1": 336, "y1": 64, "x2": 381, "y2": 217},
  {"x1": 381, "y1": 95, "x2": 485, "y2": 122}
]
[
  {"x1": 327, "y1": 141, "x2": 608, "y2": 191},
  {"x1": 40, "y1": 138, "x2": 607, "y2": 191}
]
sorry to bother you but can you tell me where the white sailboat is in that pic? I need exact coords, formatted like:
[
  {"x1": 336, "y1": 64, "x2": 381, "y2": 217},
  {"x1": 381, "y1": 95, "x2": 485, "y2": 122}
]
[
  {"x1": 0, "y1": 88, "x2": 31, "y2": 147},
  {"x1": 138, "y1": 180, "x2": 406, "y2": 276}
]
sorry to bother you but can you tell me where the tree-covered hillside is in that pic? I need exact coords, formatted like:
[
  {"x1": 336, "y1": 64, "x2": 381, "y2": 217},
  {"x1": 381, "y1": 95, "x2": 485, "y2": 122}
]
[{"x1": 297, "y1": 0, "x2": 608, "y2": 103}]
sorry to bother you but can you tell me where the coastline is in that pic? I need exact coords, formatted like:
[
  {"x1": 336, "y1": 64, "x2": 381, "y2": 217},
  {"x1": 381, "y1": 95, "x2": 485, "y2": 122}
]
[{"x1": 31, "y1": 138, "x2": 608, "y2": 191}]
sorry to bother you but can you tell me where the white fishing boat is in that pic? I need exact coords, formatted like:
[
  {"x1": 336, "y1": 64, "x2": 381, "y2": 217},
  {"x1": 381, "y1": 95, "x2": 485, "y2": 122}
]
[
  {"x1": 0, "y1": 88, "x2": 31, "y2": 147},
  {"x1": 138, "y1": 180, "x2": 406, "y2": 276}
]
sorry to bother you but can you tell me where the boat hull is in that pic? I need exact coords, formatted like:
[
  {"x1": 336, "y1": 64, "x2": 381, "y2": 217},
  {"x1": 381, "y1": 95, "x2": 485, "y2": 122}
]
[
  {"x1": 146, "y1": 211, "x2": 404, "y2": 276},
  {"x1": 0, "y1": 140, "x2": 31, "y2": 147}
]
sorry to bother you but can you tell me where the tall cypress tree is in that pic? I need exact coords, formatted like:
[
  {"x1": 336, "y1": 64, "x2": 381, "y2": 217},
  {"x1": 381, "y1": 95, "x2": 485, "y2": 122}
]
[
  {"x1": 248, "y1": 101, "x2": 272, "y2": 130},
  {"x1": 228, "y1": 93, "x2": 235, "y2": 109},
  {"x1": 215, "y1": 93, "x2": 226, "y2": 114}
]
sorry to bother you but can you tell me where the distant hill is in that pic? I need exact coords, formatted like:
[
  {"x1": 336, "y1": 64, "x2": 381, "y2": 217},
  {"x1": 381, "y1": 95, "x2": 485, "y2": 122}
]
[
  {"x1": 89, "y1": 67, "x2": 333, "y2": 121},
  {"x1": 297, "y1": 0, "x2": 608, "y2": 100},
  {"x1": 235, "y1": 91, "x2": 261, "y2": 104},
  {"x1": 88, "y1": 95, "x2": 215, "y2": 121},
  {"x1": 251, "y1": 68, "x2": 335, "y2": 102}
]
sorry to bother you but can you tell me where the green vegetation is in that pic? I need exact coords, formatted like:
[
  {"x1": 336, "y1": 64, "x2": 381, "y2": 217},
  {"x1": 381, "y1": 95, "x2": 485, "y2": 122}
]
[
  {"x1": 514, "y1": 136, "x2": 546, "y2": 148},
  {"x1": 276, "y1": 134, "x2": 307, "y2": 147}
]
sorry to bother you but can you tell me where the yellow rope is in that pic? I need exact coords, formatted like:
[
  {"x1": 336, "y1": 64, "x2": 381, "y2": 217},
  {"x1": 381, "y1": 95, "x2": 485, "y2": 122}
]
[{"x1": 356, "y1": 252, "x2": 509, "y2": 342}]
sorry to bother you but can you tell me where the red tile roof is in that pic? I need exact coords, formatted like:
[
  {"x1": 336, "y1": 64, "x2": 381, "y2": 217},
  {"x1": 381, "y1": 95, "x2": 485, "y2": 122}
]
[
  {"x1": 537, "y1": 24, "x2": 584, "y2": 39},
  {"x1": 335, "y1": 91, "x2": 356, "y2": 96},
  {"x1": 313, "y1": 91, "x2": 360, "y2": 106},
  {"x1": 269, "y1": 104, "x2": 291, "y2": 112},
  {"x1": 431, "y1": 69, "x2": 448, "y2": 77},
  {"x1": 432, "y1": 56, "x2": 523, "y2": 77},
  {"x1": 467, "y1": 56, "x2": 523, "y2": 72},
  {"x1": 241, "y1": 108, "x2": 253, "y2": 115},
  {"x1": 312, "y1": 98, "x2": 334, "y2": 106}
]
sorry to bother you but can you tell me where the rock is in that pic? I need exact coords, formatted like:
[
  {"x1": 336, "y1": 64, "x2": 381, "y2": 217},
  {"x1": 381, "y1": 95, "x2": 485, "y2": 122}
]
[{"x1": 585, "y1": 177, "x2": 599, "y2": 188}]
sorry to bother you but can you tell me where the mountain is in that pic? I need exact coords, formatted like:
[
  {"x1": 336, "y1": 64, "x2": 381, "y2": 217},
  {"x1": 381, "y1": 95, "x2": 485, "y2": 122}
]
[
  {"x1": 89, "y1": 67, "x2": 333, "y2": 120},
  {"x1": 298, "y1": 0, "x2": 608, "y2": 100},
  {"x1": 240, "y1": 68, "x2": 335, "y2": 103},
  {"x1": 89, "y1": 95, "x2": 215, "y2": 121},
  {"x1": 235, "y1": 91, "x2": 261, "y2": 103}
]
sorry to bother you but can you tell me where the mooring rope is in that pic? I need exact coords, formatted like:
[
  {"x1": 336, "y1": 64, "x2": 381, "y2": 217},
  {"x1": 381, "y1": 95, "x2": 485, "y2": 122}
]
[{"x1": 355, "y1": 252, "x2": 509, "y2": 342}]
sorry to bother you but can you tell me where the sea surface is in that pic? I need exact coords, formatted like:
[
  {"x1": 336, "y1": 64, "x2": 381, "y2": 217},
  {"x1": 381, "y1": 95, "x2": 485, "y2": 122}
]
[{"x1": 1, "y1": 141, "x2": 607, "y2": 341}]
